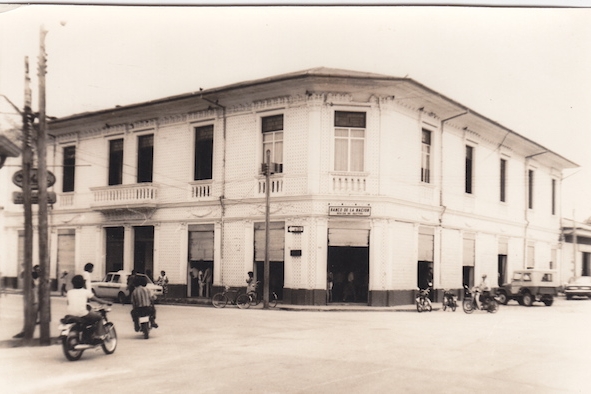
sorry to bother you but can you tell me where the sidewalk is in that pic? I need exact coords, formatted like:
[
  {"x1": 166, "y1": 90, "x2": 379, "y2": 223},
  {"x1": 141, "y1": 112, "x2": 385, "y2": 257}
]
[{"x1": 4, "y1": 289, "x2": 439, "y2": 312}]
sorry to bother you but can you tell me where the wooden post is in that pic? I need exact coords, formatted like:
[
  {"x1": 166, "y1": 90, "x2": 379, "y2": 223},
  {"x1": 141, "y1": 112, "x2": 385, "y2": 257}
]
[
  {"x1": 263, "y1": 149, "x2": 271, "y2": 309},
  {"x1": 37, "y1": 27, "x2": 51, "y2": 345}
]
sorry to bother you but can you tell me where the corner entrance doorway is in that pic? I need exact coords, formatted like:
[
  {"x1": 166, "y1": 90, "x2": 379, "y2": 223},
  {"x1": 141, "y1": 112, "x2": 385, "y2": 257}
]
[{"x1": 327, "y1": 227, "x2": 370, "y2": 304}]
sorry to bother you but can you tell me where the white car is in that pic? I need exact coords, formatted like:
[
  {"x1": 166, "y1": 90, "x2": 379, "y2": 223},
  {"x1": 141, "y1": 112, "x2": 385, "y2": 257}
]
[{"x1": 92, "y1": 271, "x2": 163, "y2": 304}]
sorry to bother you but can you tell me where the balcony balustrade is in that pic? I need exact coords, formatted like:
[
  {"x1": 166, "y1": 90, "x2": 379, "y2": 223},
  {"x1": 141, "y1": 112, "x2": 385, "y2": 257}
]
[
  {"x1": 330, "y1": 173, "x2": 367, "y2": 194},
  {"x1": 90, "y1": 183, "x2": 158, "y2": 210},
  {"x1": 189, "y1": 180, "x2": 215, "y2": 200},
  {"x1": 257, "y1": 176, "x2": 284, "y2": 196}
]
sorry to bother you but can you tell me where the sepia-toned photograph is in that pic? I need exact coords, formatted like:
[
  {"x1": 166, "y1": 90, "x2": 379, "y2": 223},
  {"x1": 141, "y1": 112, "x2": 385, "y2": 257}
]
[{"x1": 1, "y1": 2, "x2": 591, "y2": 393}]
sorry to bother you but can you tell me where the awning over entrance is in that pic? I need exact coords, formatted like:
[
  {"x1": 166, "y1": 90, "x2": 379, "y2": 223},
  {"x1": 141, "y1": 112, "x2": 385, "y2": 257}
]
[{"x1": 328, "y1": 228, "x2": 369, "y2": 247}]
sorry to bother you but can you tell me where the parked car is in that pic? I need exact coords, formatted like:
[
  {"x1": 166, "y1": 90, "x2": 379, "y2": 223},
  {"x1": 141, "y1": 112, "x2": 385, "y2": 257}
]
[
  {"x1": 564, "y1": 276, "x2": 591, "y2": 300},
  {"x1": 496, "y1": 269, "x2": 558, "y2": 306},
  {"x1": 92, "y1": 271, "x2": 163, "y2": 304}
]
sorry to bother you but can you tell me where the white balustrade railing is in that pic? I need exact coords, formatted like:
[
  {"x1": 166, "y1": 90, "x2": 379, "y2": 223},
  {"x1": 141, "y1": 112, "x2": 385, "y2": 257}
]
[
  {"x1": 91, "y1": 183, "x2": 158, "y2": 206},
  {"x1": 58, "y1": 193, "x2": 74, "y2": 207},
  {"x1": 257, "y1": 177, "x2": 284, "y2": 196},
  {"x1": 330, "y1": 174, "x2": 367, "y2": 194},
  {"x1": 189, "y1": 181, "x2": 213, "y2": 200}
]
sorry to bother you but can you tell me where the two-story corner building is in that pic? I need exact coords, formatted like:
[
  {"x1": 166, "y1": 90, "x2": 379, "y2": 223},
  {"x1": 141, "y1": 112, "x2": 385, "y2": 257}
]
[{"x1": 1, "y1": 67, "x2": 577, "y2": 305}]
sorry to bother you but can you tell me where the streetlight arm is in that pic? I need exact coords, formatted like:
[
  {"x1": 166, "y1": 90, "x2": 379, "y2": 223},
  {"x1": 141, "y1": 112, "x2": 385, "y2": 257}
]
[{"x1": 0, "y1": 94, "x2": 23, "y2": 116}]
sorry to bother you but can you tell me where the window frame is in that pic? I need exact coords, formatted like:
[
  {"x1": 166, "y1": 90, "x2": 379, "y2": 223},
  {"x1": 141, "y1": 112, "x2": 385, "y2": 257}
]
[
  {"x1": 194, "y1": 124, "x2": 214, "y2": 181},
  {"x1": 62, "y1": 145, "x2": 76, "y2": 193},
  {"x1": 465, "y1": 145, "x2": 474, "y2": 194},
  {"x1": 108, "y1": 138, "x2": 124, "y2": 186},
  {"x1": 261, "y1": 114, "x2": 284, "y2": 173},
  {"x1": 137, "y1": 133, "x2": 154, "y2": 183},
  {"x1": 500, "y1": 158, "x2": 507, "y2": 202},
  {"x1": 333, "y1": 110, "x2": 366, "y2": 173},
  {"x1": 421, "y1": 129, "x2": 432, "y2": 184}
]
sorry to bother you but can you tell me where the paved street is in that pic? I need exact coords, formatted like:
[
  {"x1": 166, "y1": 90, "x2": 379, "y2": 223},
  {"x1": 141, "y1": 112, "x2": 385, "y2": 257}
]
[{"x1": 1, "y1": 293, "x2": 591, "y2": 393}]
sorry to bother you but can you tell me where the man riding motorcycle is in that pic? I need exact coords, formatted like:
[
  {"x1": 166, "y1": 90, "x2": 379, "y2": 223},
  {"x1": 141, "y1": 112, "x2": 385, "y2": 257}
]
[
  {"x1": 130, "y1": 275, "x2": 158, "y2": 331},
  {"x1": 474, "y1": 274, "x2": 491, "y2": 310},
  {"x1": 66, "y1": 274, "x2": 112, "y2": 340}
]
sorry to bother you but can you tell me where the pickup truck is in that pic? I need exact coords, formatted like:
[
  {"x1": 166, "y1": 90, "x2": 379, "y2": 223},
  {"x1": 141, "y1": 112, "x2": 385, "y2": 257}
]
[{"x1": 496, "y1": 269, "x2": 558, "y2": 307}]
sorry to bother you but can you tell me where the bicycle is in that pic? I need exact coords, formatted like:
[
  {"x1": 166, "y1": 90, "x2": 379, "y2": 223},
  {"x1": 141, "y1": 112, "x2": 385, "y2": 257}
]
[
  {"x1": 212, "y1": 286, "x2": 250, "y2": 309},
  {"x1": 247, "y1": 290, "x2": 278, "y2": 308}
]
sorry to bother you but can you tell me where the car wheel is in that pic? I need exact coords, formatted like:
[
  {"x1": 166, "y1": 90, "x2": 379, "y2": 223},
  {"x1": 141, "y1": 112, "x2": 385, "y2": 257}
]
[
  {"x1": 496, "y1": 292, "x2": 508, "y2": 305},
  {"x1": 566, "y1": 295, "x2": 573, "y2": 300},
  {"x1": 522, "y1": 292, "x2": 533, "y2": 307},
  {"x1": 543, "y1": 297, "x2": 553, "y2": 306}
]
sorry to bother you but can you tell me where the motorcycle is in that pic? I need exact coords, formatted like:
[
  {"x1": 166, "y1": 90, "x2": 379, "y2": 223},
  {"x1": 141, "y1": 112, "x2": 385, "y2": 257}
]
[
  {"x1": 442, "y1": 289, "x2": 457, "y2": 312},
  {"x1": 462, "y1": 285, "x2": 499, "y2": 314},
  {"x1": 59, "y1": 305, "x2": 117, "y2": 361},
  {"x1": 136, "y1": 308, "x2": 153, "y2": 339},
  {"x1": 415, "y1": 288, "x2": 432, "y2": 313}
]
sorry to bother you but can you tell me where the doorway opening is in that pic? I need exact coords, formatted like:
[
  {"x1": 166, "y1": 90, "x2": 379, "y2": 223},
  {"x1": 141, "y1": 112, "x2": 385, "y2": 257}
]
[
  {"x1": 327, "y1": 246, "x2": 369, "y2": 303},
  {"x1": 498, "y1": 255, "x2": 507, "y2": 286},
  {"x1": 134, "y1": 226, "x2": 154, "y2": 279},
  {"x1": 105, "y1": 227, "x2": 124, "y2": 274}
]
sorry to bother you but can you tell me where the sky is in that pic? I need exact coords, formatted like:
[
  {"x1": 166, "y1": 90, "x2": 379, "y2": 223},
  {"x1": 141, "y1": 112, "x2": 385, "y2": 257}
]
[{"x1": 0, "y1": 4, "x2": 590, "y2": 221}]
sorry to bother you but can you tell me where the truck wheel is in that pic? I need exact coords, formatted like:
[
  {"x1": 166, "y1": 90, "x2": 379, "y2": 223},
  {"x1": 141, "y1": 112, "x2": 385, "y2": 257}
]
[
  {"x1": 543, "y1": 296, "x2": 554, "y2": 306},
  {"x1": 522, "y1": 292, "x2": 533, "y2": 307},
  {"x1": 496, "y1": 292, "x2": 508, "y2": 305}
]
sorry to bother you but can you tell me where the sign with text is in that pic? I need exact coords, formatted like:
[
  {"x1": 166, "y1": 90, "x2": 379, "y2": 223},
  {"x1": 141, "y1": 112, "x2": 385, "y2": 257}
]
[
  {"x1": 13, "y1": 191, "x2": 57, "y2": 205},
  {"x1": 328, "y1": 205, "x2": 371, "y2": 216}
]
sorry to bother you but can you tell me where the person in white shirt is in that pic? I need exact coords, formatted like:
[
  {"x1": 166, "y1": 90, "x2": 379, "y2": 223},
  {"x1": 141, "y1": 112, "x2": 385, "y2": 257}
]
[
  {"x1": 67, "y1": 274, "x2": 111, "y2": 339},
  {"x1": 82, "y1": 263, "x2": 94, "y2": 292}
]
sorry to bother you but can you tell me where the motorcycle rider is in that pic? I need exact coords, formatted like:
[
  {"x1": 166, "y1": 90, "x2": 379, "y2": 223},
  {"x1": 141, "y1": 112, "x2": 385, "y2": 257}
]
[
  {"x1": 131, "y1": 275, "x2": 158, "y2": 331},
  {"x1": 474, "y1": 274, "x2": 491, "y2": 310},
  {"x1": 66, "y1": 274, "x2": 111, "y2": 340}
]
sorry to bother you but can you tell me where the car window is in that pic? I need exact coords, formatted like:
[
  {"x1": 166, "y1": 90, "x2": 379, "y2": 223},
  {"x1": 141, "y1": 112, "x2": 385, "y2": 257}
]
[
  {"x1": 104, "y1": 273, "x2": 114, "y2": 282},
  {"x1": 113, "y1": 274, "x2": 121, "y2": 283},
  {"x1": 512, "y1": 272, "x2": 522, "y2": 281},
  {"x1": 524, "y1": 273, "x2": 532, "y2": 281}
]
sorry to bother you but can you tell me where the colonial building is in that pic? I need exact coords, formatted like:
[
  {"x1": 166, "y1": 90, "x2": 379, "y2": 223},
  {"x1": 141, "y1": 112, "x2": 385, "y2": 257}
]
[{"x1": 1, "y1": 67, "x2": 577, "y2": 305}]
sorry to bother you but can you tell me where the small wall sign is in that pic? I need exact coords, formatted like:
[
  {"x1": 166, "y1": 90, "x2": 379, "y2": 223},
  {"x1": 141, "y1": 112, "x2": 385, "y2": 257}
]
[
  {"x1": 328, "y1": 205, "x2": 371, "y2": 216},
  {"x1": 288, "y1": 226, "x2": 304, "y2": 233}
]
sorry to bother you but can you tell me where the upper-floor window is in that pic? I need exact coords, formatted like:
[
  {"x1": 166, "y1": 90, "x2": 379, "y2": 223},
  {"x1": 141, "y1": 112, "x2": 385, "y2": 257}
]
[
  {"x1": 194, "y1": 125, "x2": 213, "y2": 180},
  {"x1": 421, "y1": 129, "x2": 431, "y2": 183},
  {"x1": 528, "y1": 169, "x2": 534, "y2": 209},
  {"x1": 62, "y1": 146, "x2": 76, "y2": 192},
  {"x1": 108, "y1": 138, "x2": 124, "y2": 186},
  {"x1": 500, "y1": 158, "x2": 507, "y2": 202},
  {"x1": 262, "y1": 115, "x2": 283, "y2": 173},
  {"x1": 137, "y1": 134, "x2": 154, "y2": 183},
  {"x1": 465, "y1": 145, "x2": 473, "y2": 194},
  {"x1": 334, "y1": 111, "x2": 365, "y2": 172}
]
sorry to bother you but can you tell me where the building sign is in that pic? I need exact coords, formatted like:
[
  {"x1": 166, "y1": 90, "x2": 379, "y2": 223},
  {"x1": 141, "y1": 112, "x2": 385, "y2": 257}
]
[
  {"x1": 13, "y1": 191, "x2": 57, "y2": 205},
  {"x1": 288, "y1": 226, "x2": 304, "y2": 233},
  {"x1": 12, "y1": 169, "x2": 56, "y2": 190},
  {"x1": 329, "y1": 205, "x2": 371, "y2": 216}
]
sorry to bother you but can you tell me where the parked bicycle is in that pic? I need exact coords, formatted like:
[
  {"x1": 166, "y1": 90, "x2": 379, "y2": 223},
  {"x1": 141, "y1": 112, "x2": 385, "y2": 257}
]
[
  {"x1": 248, "y1": 289, "x2": 278, "y2": 308},
  {"x1": 212, "y1": 286, "x2": 250, "y2": 309}
]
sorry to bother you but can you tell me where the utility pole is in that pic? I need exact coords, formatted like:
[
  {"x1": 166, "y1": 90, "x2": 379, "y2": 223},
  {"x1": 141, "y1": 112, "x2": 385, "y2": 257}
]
[
  {"x1": 21, "y1": 56, "x2": 36, "y2": 342},
  {"x1": 37, "y1": 26, "x2": 51, "y2": 345},
  {"x1": 263, "y1": 149, "x2": 271, "y2": 309}
]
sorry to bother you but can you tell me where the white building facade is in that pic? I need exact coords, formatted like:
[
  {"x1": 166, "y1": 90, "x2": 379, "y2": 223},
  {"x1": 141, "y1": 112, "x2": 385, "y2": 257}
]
[{"x1": 1, "y1": 68, "x2": 577, "y2": 305}]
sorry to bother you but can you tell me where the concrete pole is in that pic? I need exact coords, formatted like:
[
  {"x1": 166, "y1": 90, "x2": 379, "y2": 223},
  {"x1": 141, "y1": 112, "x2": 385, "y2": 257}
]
[{"x1": 263, "y1": 149, "x2": 271, "y2": 309}]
